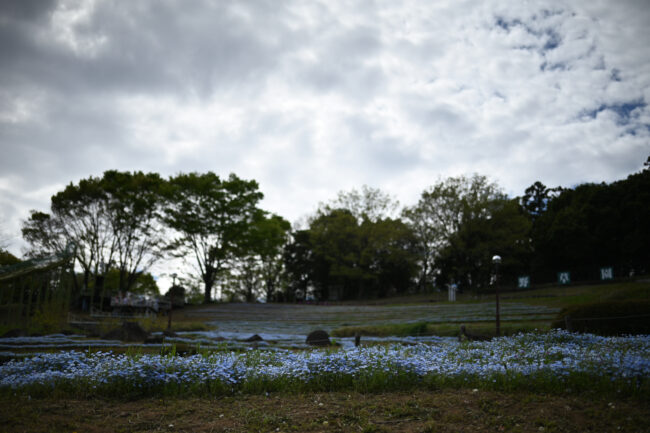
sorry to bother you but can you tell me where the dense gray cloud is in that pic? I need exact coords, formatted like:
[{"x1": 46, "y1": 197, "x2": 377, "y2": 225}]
[{"x1": 1, "y1": 0, "x2": 649, "y2": 266}]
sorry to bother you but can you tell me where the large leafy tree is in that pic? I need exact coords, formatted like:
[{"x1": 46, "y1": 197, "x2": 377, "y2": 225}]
[
  {"x1": 228, "y1": 213, "x2": 290, "y2": 303},
  {"x1": 21, "y1": 171, "x2": 166, "y2": 301},
  {"x1": 286, "y1": 186, "x2": 416, "y2": 301},
  {"x1": 359, "y1": 217, "x2": 418, "y2": 298},
  {"x1": 616, "y1": 168, "x2": 650, "y2": 272},
  {"x1": 283, "y1": 229, "x2": 324, "y2": 301},
  {"x1": 520, "y1": 181, "x2": 562, "y2": 222},
  {"x1": 532, "y1": 168, "x2": 650, "y2": 279},
  {"x1": 302, "y1": 186, "x2": 414, "y2": 300},
  {"x1": 23, "y1": 176, "x2": 116, "y2": 298},
  {"x1": 308, "y1": 209, "x2": 361, "y2": 300},
  {"x1": 101, "y1": 171, "x2": 166, "y2": 292},
  {"x1": 303, "y1": 208, "x2": 418, "y2": 300},
  {"x1": 163, "y1": 172, "x2": 264, "y2": 303},
  {"x1": 320, "y1": 185, "x2": 399, "y2": 223},
  {"x1": 401, "y1": 204, "x2": 440, "y2": 293},
  {"x1": 436, "y1": 198, "x2": 532, "y2": 291},
  {"x1": 247, "y1": 214, "x2": 291, "y2": 302},
  {"x1": 403, "y1": 174, "x2": 504, "y2": 291}
]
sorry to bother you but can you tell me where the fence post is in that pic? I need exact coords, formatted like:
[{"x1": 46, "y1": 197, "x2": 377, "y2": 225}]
[{"x1": 564, "y1": 315, "x2": 572, "y2": 332}]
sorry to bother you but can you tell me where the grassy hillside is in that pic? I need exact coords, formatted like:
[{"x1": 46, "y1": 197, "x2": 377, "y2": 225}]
[{"x1": 332, "y1": 280, "x2": 650, "y2": 337}]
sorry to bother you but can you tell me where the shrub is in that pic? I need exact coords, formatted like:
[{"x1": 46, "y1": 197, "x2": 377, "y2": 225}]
[{"x1": 552, "y1": 300, "x2": 650, "y2": 335}]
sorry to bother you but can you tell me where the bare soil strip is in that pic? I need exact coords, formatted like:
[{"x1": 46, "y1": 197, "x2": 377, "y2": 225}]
[{"x1": 1, "y1": 389, "x2": 648, "y2": 432}]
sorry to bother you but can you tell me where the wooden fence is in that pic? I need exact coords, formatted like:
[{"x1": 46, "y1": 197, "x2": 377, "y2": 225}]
[{"x1": 0, "y1": 247, "x2": 75, "y2": 329}]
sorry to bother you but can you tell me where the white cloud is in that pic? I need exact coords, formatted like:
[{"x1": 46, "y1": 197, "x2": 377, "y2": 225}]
[{"x1": 0, "y1": 0, "x2": 648, "y2": 273}]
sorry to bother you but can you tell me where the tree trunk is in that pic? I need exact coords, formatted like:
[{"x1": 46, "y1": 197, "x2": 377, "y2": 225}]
[
  {"x1": 265, "y1": 278, "x2": 274, "y2": 302},
  {"x1": 203, "y1": 281, "x2": 213, "y2": 303},
  {"x1": 203, "y1": 266, "x2": 215, "y2": 303}
]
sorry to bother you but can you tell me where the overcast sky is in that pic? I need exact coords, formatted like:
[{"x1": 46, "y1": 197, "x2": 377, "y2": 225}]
[{"x1": 1, "y1": 0, "x2": 649, "y2": 262}]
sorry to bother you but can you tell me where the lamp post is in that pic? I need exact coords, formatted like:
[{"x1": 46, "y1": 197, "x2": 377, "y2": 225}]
[
  {"x1": 168, "y1": 273, "x2": 177, "y2": 331},
  {"x1": 492, "y1": 255, "x2": 502, "y2": 337}
]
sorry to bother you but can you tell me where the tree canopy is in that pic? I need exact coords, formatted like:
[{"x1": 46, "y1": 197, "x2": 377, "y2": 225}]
[
  {"x1": 22, "y1": 171, "x2": 166, "y2": 303},
  {"x1": 402, "y1": 174, "x2": 505, "y2": 292},
  {"x1": 296, "y1": 207, "x2": 417, "y2": 301},
  {"x1": 17, "y1": 163, "x2": 649, "y2": 304},
  {"x1": 531, "y1": 169, "x2": 650, "y2": 280},
  {"x1": 163, "y1": 172, "x2": 264, "y2": 303}
]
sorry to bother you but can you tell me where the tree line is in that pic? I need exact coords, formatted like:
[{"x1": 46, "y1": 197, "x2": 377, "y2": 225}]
[{"x1": 4, "y1": 162, "x2": 648, "y2": 304}]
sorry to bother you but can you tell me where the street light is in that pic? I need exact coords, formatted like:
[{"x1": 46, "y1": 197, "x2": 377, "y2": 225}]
[
  {"x1": 168, "y1": 273, "x2": 178, "y2": 331},
  {"x1": 492, "y1": 255, "x2": 502, "y2": 337}
]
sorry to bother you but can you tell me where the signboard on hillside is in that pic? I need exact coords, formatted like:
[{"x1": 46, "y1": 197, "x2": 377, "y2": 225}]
[
  {"x1": 448, "y1": 283, "x2": 457, "y2": 302},
  {"x1": 517, "y1": 276, "x2": 530, "y2": 289},
  {"x1": 600, "y1": 267, "x2": 613, "y2": 280},
  {"x1": 558, "y1": 271, "x2": 571, "y2": 285}
]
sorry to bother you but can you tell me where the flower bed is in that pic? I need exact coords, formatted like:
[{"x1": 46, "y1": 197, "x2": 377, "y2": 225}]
[{"x1": 1, "y1": 330, "x2": 648, "y2": 398}]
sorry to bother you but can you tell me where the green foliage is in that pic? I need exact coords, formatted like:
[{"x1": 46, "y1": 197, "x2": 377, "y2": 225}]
[
  {"x1": 175, "y1": 275, "x2": 205, "y2": 305},
  {"x1": 304, "y1": 208, "x2": 418, "y2": 300},
  {"x1": 0, "y1": 249, "x2": 20, "y2": 266},
  {"x1": 532, "y1": 169, "x2": 650, "y2": 280},
  {"x1": 21, "y1": 171, "x2": 166, "y2": 302},
  {"x1": 436, "y1": 198, "x2": 531, "y2": 292},
  {"x1": 320, "y1": 185, "x2": 400, "y2": 223},
  {"x1": 234, "y1": 213, "x2": 291, "y2": 302},
  {"x1": 98, "y1": 268, "x2": 160, "y2": 296},
  {"x1": 164, "y1": 284, "x2": 185, "y2": 301},
  {"x1": 552, "y1": 300, "x2": 650, "y2": 335},
  {"x1": 100, "y1": 170, "x2": 166, "y2": 292},
  {"x1": 404, "y1": 174, "x2": 511, "y2": 293},
  {"x1": 15, "y1": 164, "x2": 650, "y2": 307},
  {"x1": 163, "y1": 172, "x2": 264, "y2": 303},
  {"x1": 520, "y1": 181, "x2": 562, "y2": 221},
  {"x1": 283, "y1": 229, "x2": 319, "y2": 301}
]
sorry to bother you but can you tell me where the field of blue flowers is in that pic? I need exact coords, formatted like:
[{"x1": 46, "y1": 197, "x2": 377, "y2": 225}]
[{"x1": 1, "y1": 330, "x2": 648, "y2": 398}]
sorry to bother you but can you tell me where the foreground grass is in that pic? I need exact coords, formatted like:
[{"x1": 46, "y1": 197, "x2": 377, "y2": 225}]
[{"x1": 1, "y1": 389, "x2": 648, "y2": 432}]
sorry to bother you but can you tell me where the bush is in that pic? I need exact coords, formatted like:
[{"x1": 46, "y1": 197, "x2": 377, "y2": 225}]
[{"x1": 552, "y1": 300, "x2": 650, "y2": 335}]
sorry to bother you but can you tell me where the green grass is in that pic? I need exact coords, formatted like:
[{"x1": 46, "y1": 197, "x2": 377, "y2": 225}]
[
  {"x1": 2, "y1": 279, "x2": 647, "y2": 341},
  {"x1": 330, "y1": 280, "x2": 649, "y2": 338},
  {"x1": 336, "y1": 280, "x2": 649, "y2": 307},
  {"x1": 496, "y1": 280, "x2": 650, "y2": 308},
  {"x1": 331, "y1": 320, "x2": 551, "y2": 338}
]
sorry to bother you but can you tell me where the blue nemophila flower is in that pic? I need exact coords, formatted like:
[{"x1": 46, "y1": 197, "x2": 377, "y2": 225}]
[{"x1": 0, "y1": 330, "x2": 648, "y2": 392}]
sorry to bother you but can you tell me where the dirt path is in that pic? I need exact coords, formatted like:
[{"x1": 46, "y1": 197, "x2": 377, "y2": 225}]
[{"x1": 2, "y1": 390, "x2": 647, "y2": 432}]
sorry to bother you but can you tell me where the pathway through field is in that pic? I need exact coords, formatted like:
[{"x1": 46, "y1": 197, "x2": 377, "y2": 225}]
[{"x1": 182, "y1": 301, "x2": 558, "y2": 347}]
